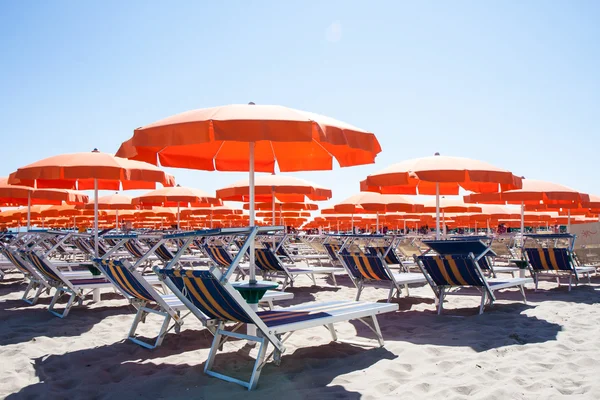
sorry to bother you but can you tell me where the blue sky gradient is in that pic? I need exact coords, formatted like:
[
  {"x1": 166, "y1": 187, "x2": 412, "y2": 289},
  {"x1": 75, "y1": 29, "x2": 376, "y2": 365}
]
[{"x1": 1, "y1": 1, "x2": 599, "y2": 209}]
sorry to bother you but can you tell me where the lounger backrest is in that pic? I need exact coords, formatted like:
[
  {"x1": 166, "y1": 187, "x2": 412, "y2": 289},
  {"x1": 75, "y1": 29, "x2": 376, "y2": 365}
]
[
  {"x1": 340, "y1": 252, "x2": 391, "y2": 281},
  {"x1": 155, "y1": 243, "x2": 174, "y2": 262},
  {"x1": 124, "y1": 240, "x2": 145, "y2": 259},
  {"x1": 203, "y1": 244, "x2": 233, "y2": 267},
  {"x1": 524, "y1": 248, "x2": 572, "y2": 271},
  {"x1": 323, "y1": 243, "x2": 342, "y2": 261},
  {"x1": 87, "y1": 238, "x2": 107, "y2": 257},
  {"x1": 417, "y1": 255, "x2": 485, "y2": 287},
  {"x1": 159, "y1": 268, "x2": 253, "y2": 324},
  {"x1": 96, "y1": 258, "x2": 154, "y2": 302},
  {"x1": 367, "y1": 246, "x2": 401, "y2": 265},
  {"x1": 254, "y1": 248, "x2": 284, "y2": 272},
  {"x1": 104, "y1": 238, "x2": 118, "y2": 247},
  {"x1": 72, "y1": 238, "x2": 92, "y2": 255},
  {"x1": 1, "y1": 248, "x2": 30, "y2": 275},
  {"x1": 26, "y1": 251, "x2": 62, "y2": 283}
]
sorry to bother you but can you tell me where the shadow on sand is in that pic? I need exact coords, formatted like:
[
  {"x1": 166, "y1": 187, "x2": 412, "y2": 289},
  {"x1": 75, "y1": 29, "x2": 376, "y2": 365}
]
[{"x1": 8, "y1": 333, "x2": 395, "y2": 399}]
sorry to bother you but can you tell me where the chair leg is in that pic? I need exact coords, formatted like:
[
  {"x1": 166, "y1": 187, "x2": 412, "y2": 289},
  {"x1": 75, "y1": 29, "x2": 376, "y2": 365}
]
[
  {"x1": 356, "y1": 282, "x2": 364, "y2": 301},
  {"x1": 310, "y1": 273, "x2": 316, "y2": 286},
  {"x1": 479, "y1": 291, "x2": 487, "y2": 314},
  {"x1": 387, "y1": 285, "x2": 394, "y2": 303},
  {"x1": 327, "y1": 323, "x2": 338, "y2": 341},
  {"x1": 437, "y1": 288, "x2": 445, "y2": 315},
  {"x1": 568, "y1": 275, "x2": 572, "y2": 291},
  {"x1": 534, "y1": 275, "x2": 539, "y2": 291},
  {"x1": 49, "y1": 289, "x2": 76, "y2": 318},
  {"x1": 519, "y1": 285, "x2": 527, "y2": 304},
  {"x1": 404, "y1": 283, "x2": 410, "y2": 297},
  {"x1": 21, "y1": 280, "x2": 38, "y2": 305},
  {"x1": 330, "y1": 272, "x2": 337, "y2": 287}
]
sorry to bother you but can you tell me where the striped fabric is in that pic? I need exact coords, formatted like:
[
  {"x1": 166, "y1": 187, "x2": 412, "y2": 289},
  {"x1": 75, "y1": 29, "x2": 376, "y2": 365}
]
[
  {"x1": 323, "y1": 243, "x2": 341, "y2": 261},
  {"x1": 525, "y1": 248, "x2": 572, "y2": 271},
  {"x1": 341, "y1": 252, "x2": 390, "y2": 281},
  {"x1": 124, "y1": 240, "x2": 145, "y2": 259},
  {"x1": 1, "y1": 249, "x2": 30, "y2": 275},
  {"x1": 155, "y1": 244, "x2": 174, "y2": 262},
  {"x1": 73, "y1": 238, "x2": 92, "y2": 255},
  {"x1": 418, "y1": 255, "x2": 484, "y2": 287},
  {"x1": 104, "y1": 238, "x2": 118, "y2": 247},
  {"x1": 160, "y1": 268, "x2": 253, "y2": 324},
  {"x1": 87, "y1": 238, "x2": 107, "y2": 257},
  {"x1": 367, "y1": 247, "x2": 401, "y2": 265},
  {"x1": 26, "y1": 252, "x2": 61, "y2": 282},
  {"x1": 98, "y1": 259, "x2": 154, "y2": 301},
  {"x1": 203, "y1": 245, "x2": 233, "y2": 267},
  {"x1": 254, "y1": 248, "x2": 283, "y2": 272}
]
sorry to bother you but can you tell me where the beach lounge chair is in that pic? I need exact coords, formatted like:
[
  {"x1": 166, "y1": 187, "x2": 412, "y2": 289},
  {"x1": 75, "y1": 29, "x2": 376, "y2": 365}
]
[
  {"x1": 524, "y1": 247, "x2": 596, "y2": 291},
  {"x1": 25, "y1": 251, "x2": 113, "y2": 318},
  {"x1": 340, "y1": 252, "x2": 427, "y2": 301},
  {"x1": 423, "y1": 239, "x2": 520, "y2": 277},
  {"x1": 94, "y1": 257, "x2": 199, "y2": 349},
  {"x1": 415, "y1": 253, "x2": 532, "y2": 314},
  {"x1": 0, "y1": 247, "x2": 51, "y2": 304},
  {"x1": 155, "y1": 266, "x2": 398, "y2": 390},
  {"x1": 254, "y1": 247, "x2": 343, "y2": 289}
]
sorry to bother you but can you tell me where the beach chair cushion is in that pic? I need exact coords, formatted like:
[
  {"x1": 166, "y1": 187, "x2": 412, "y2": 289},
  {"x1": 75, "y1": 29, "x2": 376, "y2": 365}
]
[
  {"x1": 160, "y1": 268, "x2": 254, "y2": 324},
  {"x1": 98, "y1": 259, "x2": 154, "y2": 302},
  {"x1": 417, "y1": 255, "x2": 486, "y2": 287},
  {"x1": 525, "y1": 248, "x2": 573, "y2": 271}
]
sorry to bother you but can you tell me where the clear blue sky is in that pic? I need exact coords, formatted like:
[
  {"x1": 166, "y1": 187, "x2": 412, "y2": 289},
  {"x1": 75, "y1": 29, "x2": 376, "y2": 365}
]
[{"x1": 1, "y1": 1, "x2": 599, "y2": 210}]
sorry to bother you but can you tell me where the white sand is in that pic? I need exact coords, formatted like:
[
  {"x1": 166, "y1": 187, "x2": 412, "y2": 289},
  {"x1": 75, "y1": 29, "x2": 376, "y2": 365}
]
[{"x1": 1, "y1": 271, "x2": 600, "y2": 399}]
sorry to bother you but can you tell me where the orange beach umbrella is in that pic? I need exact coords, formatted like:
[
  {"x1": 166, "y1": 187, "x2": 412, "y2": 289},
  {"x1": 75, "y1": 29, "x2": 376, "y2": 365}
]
[
  {"x1": 360, "y1": 153, "x2": 522, "y2": 239},
  {"x1": 9, "y1": 149, "x2": 175, "y2": 255},
  {"x1": 116, "y1": 103, "x2": 380, "y2": 283}
]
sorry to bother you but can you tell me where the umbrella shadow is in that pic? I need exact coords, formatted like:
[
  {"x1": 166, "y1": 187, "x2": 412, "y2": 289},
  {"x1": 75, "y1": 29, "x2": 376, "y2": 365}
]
[
  {"x1": 8, "y1": 339, "x2": 394, "y2": 399},
  {"x1": 351, "y1": 302, "x2": 561, "y2": 352}
]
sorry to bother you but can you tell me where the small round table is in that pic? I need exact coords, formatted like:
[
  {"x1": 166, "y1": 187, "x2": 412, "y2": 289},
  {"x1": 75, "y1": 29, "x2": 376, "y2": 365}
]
[
  {"x1": 231, "y1": 281, "x2": 279, "y2": 337},
  {"x1": 510, "y1": 259, "x2": 529, "y2": 278},
  {"x1": 231, "y1": 281, "x2": 279, "y2": 304}
]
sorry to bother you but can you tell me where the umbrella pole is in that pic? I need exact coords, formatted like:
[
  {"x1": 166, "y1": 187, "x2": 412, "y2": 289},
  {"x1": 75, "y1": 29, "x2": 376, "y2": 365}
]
[
  {"x1": 94, "y1": 178, "x2": 99, "y2": 257},
  {"x1": 27, "y1": 191, "x2": 31, "y2": 232},
  {"x1": 116, "y1": 209, "x2": 119, "y2": 231},
  {"x1": 567, "y1": 209, "x2": 571, "y2": 233},
  {"x1": 520, "y1": 201, "x2": 525, "y2": 238},
  {"x1": 272, "y1": 186, "x2": 276, "y2": 246},
  {"x1": 376, "y1": 212, "x2": 379, "y2": 234},
  {"x1": 442, "y1": 211, "x2": 446, "y2": 238},
  {"x1": 177, "y1": 202, "x2": 180, "y2": 230},
  {"x1": 435, "y1": 182, "x2": 440, "y2": 239},
  {"x1": 248, "y1": 142, "x2": 256, "y2": 284},
  {"x1": 403, "y1": 219, "x2": 406, "y2": 234}
]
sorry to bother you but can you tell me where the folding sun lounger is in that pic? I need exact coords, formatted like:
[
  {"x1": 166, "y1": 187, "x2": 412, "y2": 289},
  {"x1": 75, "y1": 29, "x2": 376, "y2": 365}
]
[
  {"x1": 155, "y1": 266, "x2": 398, "y2": 390},
  {"x1": 25, "y1": 251, "x2": 113, "y2": 318},
  {"x1": 254, "y1": 247, "x2": 343, "y2": 289},
  {"x1": 524, "y1": 247, "x2": 596, "y2": 291},
  {"x1": 95, "y1": 257, "x2": 294, "y2": 349},
  {"x1": 415, "y1": 252, "x2": 532, "y2": 314},
  {"x1": 0, "y1": 247, "x2": 51, "y2": 304},
  {"x1": 340, "y1": 252, "x2": 427, "y2": 301}
]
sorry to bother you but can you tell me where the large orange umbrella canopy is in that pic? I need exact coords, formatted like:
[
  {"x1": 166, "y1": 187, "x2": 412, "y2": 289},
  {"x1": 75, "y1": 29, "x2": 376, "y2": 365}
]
[
  {"x1": 83, "y1": 193, "x2": 137, "y2": 210},
  {"x1": 116, "y1": 104, "x2": 381, "y2": 172},
  {"x1": 0, "y1": 177, "x2": 89, "y2": 206},
  {"x1": 180, "y1": 204, "x2": 243, "y2": 217},
  {"x1": 244, "y1": 200, "x2": 319, "y2": 211},
  {"x1": 217, "y1": 175, "x2": 331, "y2": 202},
  {"x1": 9, "y1": 150, "x2": 175, "y2": 190},
  {"x1": 41, "y1": 204, "x2": 83, "y2": 218},
  {"x1": 334, "y1": 192, "x2": 423, "y2": 214},
  {"x1": 360, "y1": 153, "x2": 522, "y2": 195},
  {"x1": 421, "y1": 197, "x2": 482, "y2": 213},
  {"x1": 133, "y1": 185, "x2": 220, "y2": 207},
  {"x1": 465, "y1": 179, "x2": 589, "y2": 207}
]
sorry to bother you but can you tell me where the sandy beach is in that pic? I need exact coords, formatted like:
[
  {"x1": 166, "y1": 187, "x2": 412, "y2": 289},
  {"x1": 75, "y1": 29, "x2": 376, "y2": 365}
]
[{"x1": 1, "y1": 271, "x2": 599, "y2": 400}]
